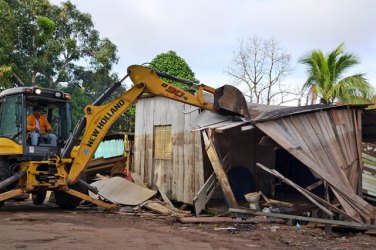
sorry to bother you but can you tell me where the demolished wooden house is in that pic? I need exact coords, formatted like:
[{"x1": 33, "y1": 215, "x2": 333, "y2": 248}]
[
  {"x1": 249, "y1": 104, "x2": 375, "y2": 223},
  {"x1": 133, "y1": 96, "x2": 376, "y2": 224}
]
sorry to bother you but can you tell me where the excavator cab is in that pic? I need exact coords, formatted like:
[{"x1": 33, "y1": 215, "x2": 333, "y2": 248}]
[{"x1": 0, "y1": 87, "x2": 72, "y2": 161}]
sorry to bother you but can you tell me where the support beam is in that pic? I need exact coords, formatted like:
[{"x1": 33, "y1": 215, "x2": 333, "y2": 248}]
[
  {"x1": 64, "y1": 188, "x2": 119, "y2": 210},
  {"x1": 305, "y1": 180, "x2": 323, "y2": 191},
  {"x1": 257, "y1": 162, "x2": 333, "y2": 216},
  {"x1": 256, "y1": 163, "x2": 361, "y2": 223},
  {"x1": 230, "y1": 208, "x2": 376, "y2": 230},
  {"x1": 202, "y1": 130, "x2": 238, "y2": 208},
  {"x1": 0, "y1": 188, "x2": 24, "y2": 202}
]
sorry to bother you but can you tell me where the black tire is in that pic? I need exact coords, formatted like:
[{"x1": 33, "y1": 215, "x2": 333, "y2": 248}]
[
  {"x1": 0, "y1": 159, "x2": 12, "y2": 208},
  {"x1": 32, "y1": 190, "x2": 47, "y2": 205},
  {"x1": 55, "y1": 174, "x2": 88, "y2": 210},
  {"x1": 13, "y1": 193, "x2": 30, "y2": 201}
]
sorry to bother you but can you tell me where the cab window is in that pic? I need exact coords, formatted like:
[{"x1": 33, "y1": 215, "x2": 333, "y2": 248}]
[
  {"x1": 0, "y1": 95, "x2": 22, "y2": 143},
  {"x1": 26, "y1": 102, "x2": 70, "y2": 144}
]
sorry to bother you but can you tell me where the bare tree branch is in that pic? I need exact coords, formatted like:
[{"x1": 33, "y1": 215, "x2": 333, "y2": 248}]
[{"x1": 226, "y1": 36, "x2": 301, "y2": 105}]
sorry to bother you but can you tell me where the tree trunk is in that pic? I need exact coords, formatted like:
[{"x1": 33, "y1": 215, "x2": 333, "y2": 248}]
[{"x1": 32, "y1": 70, "x2": 36, "y2": 86}]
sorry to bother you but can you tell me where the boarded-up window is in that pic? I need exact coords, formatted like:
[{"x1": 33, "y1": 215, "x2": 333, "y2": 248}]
[{"x1": 154, "y1": 125, "x2": 172, "y2": 159}]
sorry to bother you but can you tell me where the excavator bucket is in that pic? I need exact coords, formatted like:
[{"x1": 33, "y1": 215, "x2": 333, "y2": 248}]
[{"x1": 214, "y1": 85, "x2": 250, "y2": 118}]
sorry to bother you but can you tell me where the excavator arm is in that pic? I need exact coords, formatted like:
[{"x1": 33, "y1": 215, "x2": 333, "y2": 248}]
[
  {"x1": 66, "y1": 65, "x2": 249, "y2": 184},
  {"x1": 0, "y1": 65, "x2": 249, "y2": 209}
]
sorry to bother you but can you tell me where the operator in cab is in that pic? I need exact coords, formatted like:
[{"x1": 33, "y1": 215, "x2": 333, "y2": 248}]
[{"x1": 27, "y1": 106, "x2": 57, "y2": 146}]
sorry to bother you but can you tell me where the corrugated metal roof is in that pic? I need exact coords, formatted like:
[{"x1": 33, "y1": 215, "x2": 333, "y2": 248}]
[
  {"x1": 249, "y1": 103, "x2": 368, "y2": 122},
  {"x1": 191, "y1": 110, "x2": 252, "y2": 132},
  {"x1": 191, "y1": 103, "x2": 369, "y2": 132}
]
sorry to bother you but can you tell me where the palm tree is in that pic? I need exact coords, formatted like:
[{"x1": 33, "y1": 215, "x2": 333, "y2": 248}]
[{"x1": 299, "y1": 43, "x2": 374, "y2": 105}]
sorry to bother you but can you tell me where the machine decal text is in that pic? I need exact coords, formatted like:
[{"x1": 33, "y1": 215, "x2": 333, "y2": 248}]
[{"x1": 86, "y1": 99, "x2": 125, "y2": 147}]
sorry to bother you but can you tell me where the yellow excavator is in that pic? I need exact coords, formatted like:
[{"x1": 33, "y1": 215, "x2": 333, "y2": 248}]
[{"x1": 0, "y1": 65, "x2": 249, "y2": 209}]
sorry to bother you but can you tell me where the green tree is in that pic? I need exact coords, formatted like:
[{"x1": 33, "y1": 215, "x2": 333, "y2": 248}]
[
  {"x1": 0, "y1": 0, "x2": 120, "y2": 128},
  {"x1": 0, "y1": 0, "x2": 23, "y2": 89},
  {"x1": 150, "y1": 50, "x2": 198, "y2": 91},
  {"x1": 0, "y1": 0, "x2": 118, "y2": 91},
  {"x1": 118, "y1": 51, "x2": 198, "y2": 131},
  {"x1": 0, "y1": 0, "x2": 62, "y2": 87},
  {"x1": 61, "y1": 84, "x2": 92, "y2": 126},
  {"x1": 50, "y1": 2, "x2": 118, "y2": 90},
  {"x1": 299, "y1": 43, "x2": 374, "y2": 104}
]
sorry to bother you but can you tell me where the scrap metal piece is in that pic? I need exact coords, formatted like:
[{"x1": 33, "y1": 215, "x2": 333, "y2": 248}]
[{"x1": 89, "y1": 177, "x2": 157, "y2": 206}]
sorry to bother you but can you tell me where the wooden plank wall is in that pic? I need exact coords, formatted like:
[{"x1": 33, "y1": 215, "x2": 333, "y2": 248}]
[
  {"x1": 134, "y1": 97, "x2": 204, "y2": 204},
  {"x1": 362, "y1": 143, "x2": 376, "y2": 198},
  {"x1": 256, "y1": 108, "x2": 375, "y2": 223}
]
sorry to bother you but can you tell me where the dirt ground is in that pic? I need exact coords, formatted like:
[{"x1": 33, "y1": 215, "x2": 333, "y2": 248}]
[{"x1": 0, "y1": 200, "x2": 376, "y2": 250}]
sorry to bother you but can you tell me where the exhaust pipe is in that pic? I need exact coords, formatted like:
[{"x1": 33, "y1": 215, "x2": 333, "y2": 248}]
[{"x1": 0, "y1": 171, "x2": 26, "y2": 191}]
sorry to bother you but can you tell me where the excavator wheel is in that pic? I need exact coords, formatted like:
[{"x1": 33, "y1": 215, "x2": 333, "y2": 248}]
[
  {"x1": 32, "y1": 190, "x2": 47, "y2": 205},
  {"x1": 54, "y1": 175, "x2": 88, "y2": 210},
  {"x1": 0, "y1": 159, "x2": 12, "y2": 208}
]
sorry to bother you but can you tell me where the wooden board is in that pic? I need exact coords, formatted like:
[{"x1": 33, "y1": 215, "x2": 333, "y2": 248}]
[
  {"x1": 179, "y1": 216, "x2": 284, "y2": 224},
  {"x1": 230, "y1": 208, "x2": 376, "y2": 230},
  {"x1": 202, "y1": 130, "x2": 238, "y2": 208},
  {"x1": 193, "y1": 173, "x2": 218, "y2": 215}
]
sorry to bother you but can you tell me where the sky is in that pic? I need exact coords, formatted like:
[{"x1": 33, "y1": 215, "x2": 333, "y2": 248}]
[{"x1": 50, "y1": 0, "x2": 376, "y2": 97}]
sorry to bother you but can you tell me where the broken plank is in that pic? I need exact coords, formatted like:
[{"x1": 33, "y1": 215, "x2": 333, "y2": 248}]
[
  {"x1": 144, "y1": 202, "x2": 175, "y2": 215},
  {"x1": 229, "y1": 208, "x2": 376, "y2": 230},
  {"x1": 193, "y1": 173, "x2": 219, "y2": 216},
  {"x1": 257, "y1": 163, "x2": 360, "y2": 223},
  {"x1": 264, "y1": 199, "x2": 294, "y2": 208},
  {"x1": 131, "y1": 172, "x2": 147, "y2": 188},
  {"x1": 256, "y1": 163, "x2": 334, "y2": 217},
  {"x1": 202, "y1": 130, "x2": 238, "y2": 208},
  {"x1": 365, "y1": 229, "x2": 376, "y2": 236},
  {"x1": 305, "y1": 180, "x2": 323, "y2": 191},
  {"x1": 157, "y1": 186, "x2": 175, "y2": 209},
  {"x1": 178, "y1": 216, "x2": 284, "y2": 224}
]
